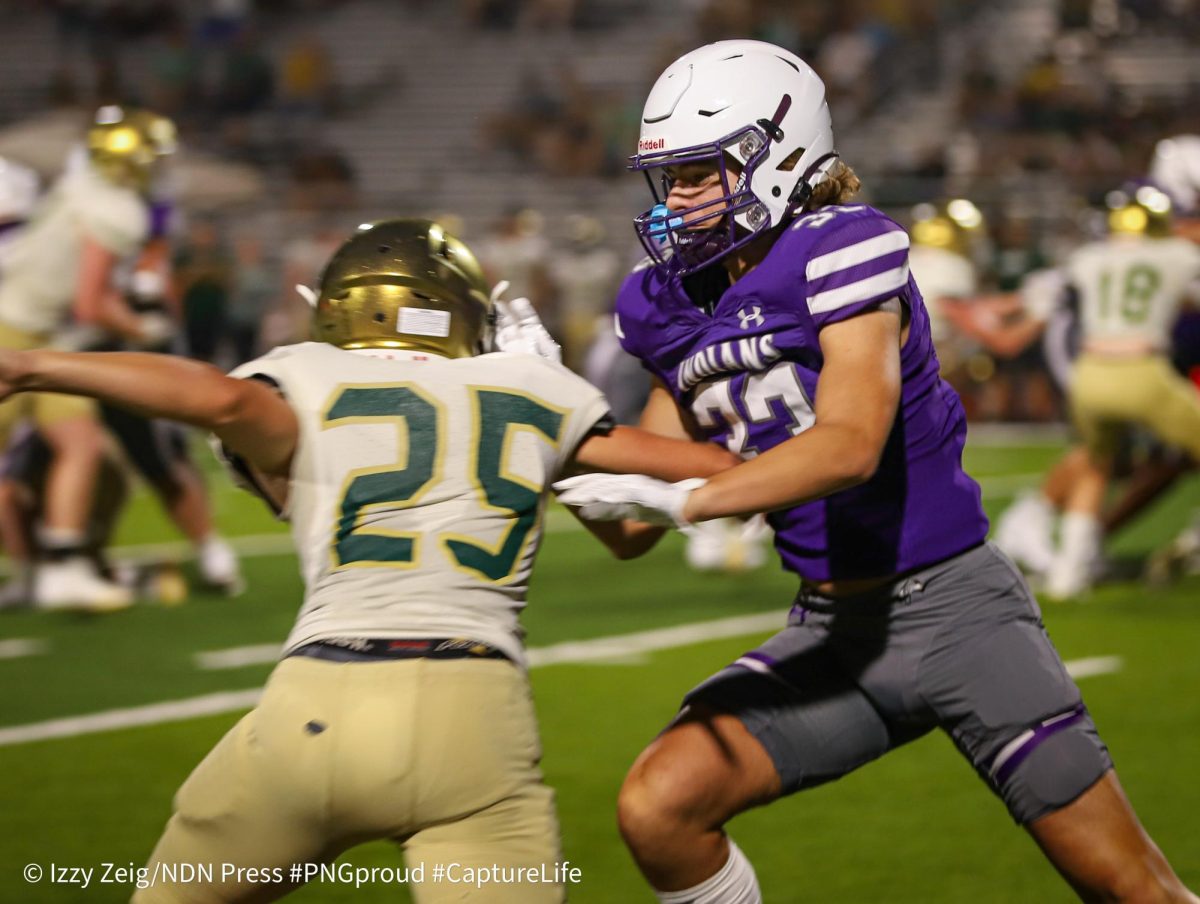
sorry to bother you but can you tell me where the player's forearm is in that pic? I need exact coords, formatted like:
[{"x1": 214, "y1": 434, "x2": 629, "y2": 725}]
[
  {"x1": 570, "y1": 511, "x2": 666, "y2": 560},
  {"x1": 12, "y1": 349, "x2": 240, "y2": 427},
  {"x1": 572, "y1": 425, "x2": 739, "y2": 481},
  {"x1": 682, "y1": 422, "x2": 880, "y2": 522},
  {"x1": 986, "y1": 319, "x2": 1044, "y2": 359},
  {"x1": 88, "y1": 290, "x2": 147, "y2": 340}
]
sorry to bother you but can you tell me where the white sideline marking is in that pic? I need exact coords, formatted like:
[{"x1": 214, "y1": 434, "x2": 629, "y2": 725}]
[
  {"x1": 0, "y1": 638, "x2": 47, "y2": 660},
  {"x1": 0, "y1": 689, "x2": 262, "y2": 747},
  {"x1": 195, "y1": 643, "x2": 285, "y2": 670},
  {"x1": 1064, "y1": 655, "x2": 1123, "y2": 680},
  {"x1": 0, "y1": 609, "x2": 1123, "y2": 748}
]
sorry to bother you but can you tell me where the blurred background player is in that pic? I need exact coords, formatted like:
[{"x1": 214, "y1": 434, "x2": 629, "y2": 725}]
[
  {"x1": 85, "y1": 236, "x2": 244, "y2": 596},
  {"x1": 1045, "y1": 185, "x2": 1200, "y2": 599},
  {"x1": 1146, "y1": 134, "x2": 1200, "y2": 578},
  {"x1": 907, "y1": 198, "x2": 987, "y2": 374},
  {"x1": 0, "y1": 105, "x2": 240, "y2": 608},
  {"x1": 0, "y1": 105, "x2": 176, "y2": 610}
]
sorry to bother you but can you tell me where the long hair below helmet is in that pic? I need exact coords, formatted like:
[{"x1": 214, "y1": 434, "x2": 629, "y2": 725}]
[{"x1": 311, "y1": 218, "x2": 492, "y2": 358}]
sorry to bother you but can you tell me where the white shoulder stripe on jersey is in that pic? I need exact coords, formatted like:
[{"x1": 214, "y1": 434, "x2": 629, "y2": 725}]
[
  {"x1": 808, "y1": 264, "x2": 910, "y2": 315},
  {"x1": 805, "y1": 230, "x2": 910, "y2": 281}
]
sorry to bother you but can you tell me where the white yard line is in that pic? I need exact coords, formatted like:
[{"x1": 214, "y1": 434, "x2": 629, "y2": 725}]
[
  {"x1": 194, "y1": 643, "x2": 286, "y2": 670},
  {"x1": 0, "y1": 611, "x2": 1122, "y2": 747},
  {"x1": 0, "y1": 638, "x2": 47, "y2": 661},
  {"x1": 0, "y1": 689, "x2": 263, "y2": 747},
  {"x1": 1064, "y1": 655, "x2": 1124, "y2": 681}
]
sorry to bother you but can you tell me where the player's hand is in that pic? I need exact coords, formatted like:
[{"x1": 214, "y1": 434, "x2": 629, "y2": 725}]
[
  {"x1": 491, "y1": 281, "x2": 561, "y2": 363},
  {"x1": 553, "y1": 474, "x2": 705, "y2": 528}
]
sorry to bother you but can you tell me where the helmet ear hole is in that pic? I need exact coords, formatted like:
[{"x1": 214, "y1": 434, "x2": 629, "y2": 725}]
[{"x1": 373, "y1": 312, "x2": 386, "y2": 323}]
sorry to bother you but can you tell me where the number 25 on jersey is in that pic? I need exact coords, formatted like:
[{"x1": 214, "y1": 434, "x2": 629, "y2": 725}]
[{"x1": 322, "y1": 384, "x2": 565, "y2": 583}]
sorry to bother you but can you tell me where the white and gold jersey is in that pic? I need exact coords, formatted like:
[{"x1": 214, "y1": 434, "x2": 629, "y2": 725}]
[
  {"x1": 230, "y1": 342, "x2": 610, "y2": 665},
  {"x1": 1067, "y1": 236, "x2": 1200, "y2": 350},
  {"x1": 0, "y1": 164, "x2": 148, "y2": 335},
  {"x1": 908, "y1": 244, "x2": 978, "y2": 344}
]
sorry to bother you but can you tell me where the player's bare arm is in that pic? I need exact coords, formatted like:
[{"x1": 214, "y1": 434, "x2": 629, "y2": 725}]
[
  {"x1": 682, "y1": 305, "x2": 902, "y2": 522},
  {"x1": 571, "y1": 425, "x2": 737, "y2": 482},
  {"x1": 75, "y1": 236, "x2": 148, "y2": 340},
  {"x1": 0, "y1": 348, "x2": 298, "y2": 477},
  {"x1": 564, "y1": 378, "x2": 723, "y2": 558}
]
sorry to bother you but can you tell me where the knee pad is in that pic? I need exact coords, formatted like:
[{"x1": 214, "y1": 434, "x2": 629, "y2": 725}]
[{"x1": 988, "y1": 706, "x2": 1114, "y2": 824}]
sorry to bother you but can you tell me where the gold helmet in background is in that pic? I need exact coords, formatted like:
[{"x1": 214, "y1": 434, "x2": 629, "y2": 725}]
[
  {"x1": 311, "y1": 218, "x2": 492, "y2": 358},
  {"x1": 1106, "y1": 185, "x2": 1173, "y2": 238},
  {"x1": 87, "y1": 105, "x2": 177, "y2": 191},
  {"x1": 910, "y1": 198, "x2": 986, "y2": 257}
]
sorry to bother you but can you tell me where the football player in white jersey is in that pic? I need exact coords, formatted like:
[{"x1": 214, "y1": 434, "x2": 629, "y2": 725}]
[
  {"x1": 907, "y1": 199, "x2": 986, "y2": 354},
  {"x1": 1047, "y1": 186, "x2": 1200, "y2": 598},
  {"x1": 0, "y1": 218, "x2": 737, "y2": 903},
  {"x1": 0, "y1": 106, "x2": 176, "y2": 610}
]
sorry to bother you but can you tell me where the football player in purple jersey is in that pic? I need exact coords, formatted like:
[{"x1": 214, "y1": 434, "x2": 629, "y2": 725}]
[{"x1": 555, "y1": 40, "x2": 1196, "y2": 904}]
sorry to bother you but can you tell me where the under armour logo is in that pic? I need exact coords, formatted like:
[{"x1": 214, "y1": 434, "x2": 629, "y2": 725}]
[{"x1": 737, "y1": 306, "x2": 764, "y2": 329}]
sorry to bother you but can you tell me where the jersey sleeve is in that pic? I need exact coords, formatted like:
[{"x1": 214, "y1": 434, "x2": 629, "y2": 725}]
[
  {"x1": 75, "y1": 179, "x2": 150, "y2": 256},
  {"x1": 217, "y1": 345, "x2": 307, "y2": 519},
  {"x1": 803, "y1": 212, "x2": 911, "y2": 329},
  {"x1": 530, "y1": 359, "x2": 612, "y2": 478}
]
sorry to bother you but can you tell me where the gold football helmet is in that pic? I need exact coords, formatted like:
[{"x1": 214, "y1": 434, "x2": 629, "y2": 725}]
[
  {"x1": 1106, "y1": 185, "x2": 1172, "y2": 238},
  {"x1": 910, "y1": 198, "x2": 986, "y2": 257},
  {"x1": 87, "y1": 106, "x2": 177, "y2": 191},
  {"x1": 311, "y1": 218, "x2": 492, "y2": 357}
]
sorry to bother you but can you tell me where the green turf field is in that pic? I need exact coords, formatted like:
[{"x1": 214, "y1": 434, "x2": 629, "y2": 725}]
[{"x1": 1, "y1": 435, "x2": 1197, "y2": 902}]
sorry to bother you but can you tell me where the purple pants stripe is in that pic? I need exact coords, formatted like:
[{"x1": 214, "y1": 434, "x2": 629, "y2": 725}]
[{"x1": 991, "y1": 705, "x2": 1086, "y2": 786}]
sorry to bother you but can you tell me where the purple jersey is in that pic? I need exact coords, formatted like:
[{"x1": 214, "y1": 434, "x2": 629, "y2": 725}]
[{"x1": 616, "y1": 204, "x2": 989, "y2": 582}]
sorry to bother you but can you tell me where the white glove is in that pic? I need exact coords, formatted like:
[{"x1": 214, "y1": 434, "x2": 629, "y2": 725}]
[
  {"x1": 491, "y1": 280, "x2": 561, "y2": 363},
  {"x1": 553, "y1": 474, "x2": 705, "y2": 528}
]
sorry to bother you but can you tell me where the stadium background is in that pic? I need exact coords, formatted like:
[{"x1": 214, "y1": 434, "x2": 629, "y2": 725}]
[{"x1": 0, "y1": 0, "x2": 1198, "y2": 900}]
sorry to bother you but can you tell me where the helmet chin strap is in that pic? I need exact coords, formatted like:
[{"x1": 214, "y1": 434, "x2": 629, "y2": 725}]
[{"x1": 786, "y1": 150, "x2": 840, "y2": 215}]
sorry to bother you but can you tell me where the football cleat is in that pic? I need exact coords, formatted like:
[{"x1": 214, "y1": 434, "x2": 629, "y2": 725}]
[
  {"x1": 993, "y1": 492, "x2": 1056, "y2": 576},
  {"x1": 34, "y1": 558, "x2": 133, "y2": 613},
  {"x1": 198, "y1": 536, "x2": 245, "y2": 597}
]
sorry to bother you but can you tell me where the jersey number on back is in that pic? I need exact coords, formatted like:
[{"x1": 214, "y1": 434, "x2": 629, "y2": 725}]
[
  {"x1": 323, "y1": 385, "x2": 563, "y2": 582},
  {"x1": 1097, "y1": 262, "x2": 1161, "y2": 324}
]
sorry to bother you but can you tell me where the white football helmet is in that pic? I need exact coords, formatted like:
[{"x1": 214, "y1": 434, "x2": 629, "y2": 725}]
[
  {"x1": 631, "y1": 39, "x2": 838, "y2": 274},
  {"x1": 1150, "y1": 135, "x2": 1200, "y2": 216}
]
